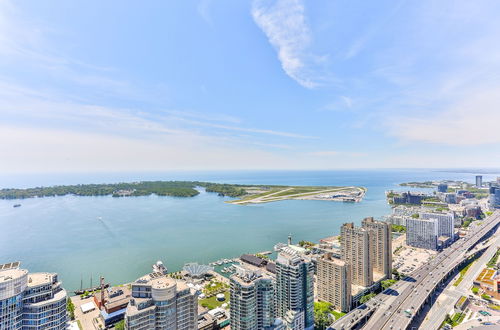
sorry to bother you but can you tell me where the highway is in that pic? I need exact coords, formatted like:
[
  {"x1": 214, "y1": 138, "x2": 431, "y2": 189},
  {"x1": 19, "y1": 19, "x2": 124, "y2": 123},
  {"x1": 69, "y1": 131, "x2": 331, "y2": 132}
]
[
  {"x1": 419, "y1": 229, "x2": 500, "y2": 329},
  {"x1": 329, "y1": 210, "x2": 500, "y2": 330}
]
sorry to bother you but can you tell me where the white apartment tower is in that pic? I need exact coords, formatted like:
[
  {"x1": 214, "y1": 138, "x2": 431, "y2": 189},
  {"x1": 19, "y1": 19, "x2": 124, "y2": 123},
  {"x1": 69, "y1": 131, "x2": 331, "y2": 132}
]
[
  {"x1": 0, "y1": 262, "x2": 68, "y2": 330},
  {"x1": 420, "y1": 212, "x2": 454, "y2": 239},
  {"x1": 230, "y1": 265, "x2": 275, "y2": 330},
  {"x1": 125, "y1": 273, "x2": 197, "y2": 330},
  {"x1": 406, "y1": 218, "x2": 439, "y2": 250},
  {"x1": 275, "y1": 248, "x2": 314, "y2": 330}
]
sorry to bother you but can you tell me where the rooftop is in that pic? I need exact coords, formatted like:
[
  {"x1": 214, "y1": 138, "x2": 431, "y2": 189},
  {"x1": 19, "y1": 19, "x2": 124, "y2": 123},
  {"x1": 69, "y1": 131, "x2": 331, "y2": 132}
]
[
  {"x1": 134, "y1": 273, "x2": 190, "y2": 292},
  {"x1": 240, "y1": 254, "x2": 267, "y2": 267},
  {"x1": 476, "y1": 268, "x2": 497, "y2": 286},
  {"x1": 0, "y1": 267, "x2": 27, "y2": 283},
  {"x1": 319, "y1": 253, "x2": 346, "y2": 266},
  {"x1": 28, "y1": 272, "x2": 55, "y2": 287}
]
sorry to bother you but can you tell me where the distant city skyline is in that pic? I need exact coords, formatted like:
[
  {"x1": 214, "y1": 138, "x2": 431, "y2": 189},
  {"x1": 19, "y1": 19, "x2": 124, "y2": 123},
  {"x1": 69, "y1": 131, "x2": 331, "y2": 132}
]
[{"x1": 1, "y1": 0, "x2": 500, "y2": 173}]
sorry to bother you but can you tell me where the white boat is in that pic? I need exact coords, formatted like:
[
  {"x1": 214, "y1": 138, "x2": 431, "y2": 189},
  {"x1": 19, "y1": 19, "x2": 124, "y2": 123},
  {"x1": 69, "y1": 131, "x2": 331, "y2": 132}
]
[{"x1": 152, "y1": 260, "x2": 168, "y2": 274}]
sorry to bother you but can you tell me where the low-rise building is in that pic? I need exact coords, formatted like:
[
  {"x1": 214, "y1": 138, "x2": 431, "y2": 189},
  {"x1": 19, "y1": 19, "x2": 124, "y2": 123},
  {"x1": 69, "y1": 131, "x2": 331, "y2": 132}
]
[{"x1": 473, "y1": 267, "x2": 500, "y2": 300}]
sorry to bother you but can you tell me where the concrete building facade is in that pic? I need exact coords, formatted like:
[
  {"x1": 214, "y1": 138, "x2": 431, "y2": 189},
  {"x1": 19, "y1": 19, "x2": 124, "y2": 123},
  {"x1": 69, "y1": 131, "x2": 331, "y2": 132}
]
[
  {"x1": 361, "y1": 217, "x2": 392, "y2": 280},
  {"x1": 316, "y1": 253, "x2": 351, "y2": 312},
  {"x1": 406, "y1": 218, "x2": 439, "y2": 250},
  {"x1": 420, "y1": 212, "x2": 455, "y2": 238},
  {"x1": 340, "y1": 223, "x2": 372, "y2": 287}
]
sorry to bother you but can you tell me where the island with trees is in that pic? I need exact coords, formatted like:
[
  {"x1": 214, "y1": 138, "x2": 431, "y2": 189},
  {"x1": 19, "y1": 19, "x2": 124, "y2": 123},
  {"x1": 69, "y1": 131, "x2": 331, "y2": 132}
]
[{"x1": 0, "y1": 181, "x2": 366, "y2": 205}]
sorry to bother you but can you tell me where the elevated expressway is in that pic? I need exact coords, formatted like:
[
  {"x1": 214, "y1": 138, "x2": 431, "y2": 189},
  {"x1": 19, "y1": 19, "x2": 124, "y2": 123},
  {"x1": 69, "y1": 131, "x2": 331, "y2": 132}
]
[{"x1": 329, "y1": 210, "x2": 500, "y2": 330}]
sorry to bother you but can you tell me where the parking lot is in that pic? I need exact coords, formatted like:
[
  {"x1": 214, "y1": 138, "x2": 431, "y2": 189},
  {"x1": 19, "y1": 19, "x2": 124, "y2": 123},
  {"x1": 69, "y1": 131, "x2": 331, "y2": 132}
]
[{"x1": 393, "y1": 243, "x2": 437, "y2": 275}]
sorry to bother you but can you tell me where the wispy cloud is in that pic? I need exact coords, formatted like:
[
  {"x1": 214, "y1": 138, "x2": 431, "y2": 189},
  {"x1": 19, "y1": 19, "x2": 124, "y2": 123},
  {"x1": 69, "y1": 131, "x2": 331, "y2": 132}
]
[
  {"x1": 320, "y1": 96, "x2": 354, "y2": 113},
  {"x1": 197, "y1": 0, "x2": 213, "y2": 25},
  {"x1": 168, "y1": 115, "x2": 315, "y2": 139},
  {"x1": 388, "y1": 89, "x2": 500, "y2": 146},
  {"x1": 251, "y1": 0, "x2": 328, "y2": 88},
  {"x1": 0, "y1": 81, "x2": 312, "y2": 141},
  {"x1": 309, "y1": 151, "x2": 339, "y2": 157},
  {"x1": 308, "y1": 150, "x2": 367, "y2": 158}
]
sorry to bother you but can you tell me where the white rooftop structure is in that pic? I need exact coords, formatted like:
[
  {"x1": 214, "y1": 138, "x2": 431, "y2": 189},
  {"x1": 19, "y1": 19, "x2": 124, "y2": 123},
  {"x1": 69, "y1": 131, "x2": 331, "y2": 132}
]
[
  {"x1": 183, "y1": 263, "x2": 213, "y2": 278},
  {"x1": 81, "y1": 301, "x2": 96, "y2": 313}
]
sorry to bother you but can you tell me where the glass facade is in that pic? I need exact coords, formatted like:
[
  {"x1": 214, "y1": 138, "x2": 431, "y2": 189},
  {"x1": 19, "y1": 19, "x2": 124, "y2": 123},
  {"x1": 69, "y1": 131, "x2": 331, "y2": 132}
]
[{"x1": 0, "y1": 265, "x2": 68, "y2": 330}]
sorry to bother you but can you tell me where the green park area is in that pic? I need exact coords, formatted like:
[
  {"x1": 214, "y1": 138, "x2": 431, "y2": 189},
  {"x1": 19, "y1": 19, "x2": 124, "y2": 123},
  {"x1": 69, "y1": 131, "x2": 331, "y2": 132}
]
[
  {"x1": 199, "y1": 291, "x2": 230, "y2": 310},
  {"x1": 314, "y1": 301, "x2": 345, "y2": 330}
]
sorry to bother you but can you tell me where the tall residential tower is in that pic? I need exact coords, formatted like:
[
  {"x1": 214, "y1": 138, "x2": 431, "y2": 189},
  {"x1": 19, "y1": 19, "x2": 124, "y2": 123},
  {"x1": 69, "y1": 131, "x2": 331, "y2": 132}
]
[
  {"x1": 0, "y1": 262, "x2": 68, "y2": 330},
  {"x1": 361, "y1": 217, "x2": 392, "y2": 280},
  {"x1": 316, "y1": 253, "x2": 351, "y2": 312},
  {"x1": 340, "y1": 223, "x2": 372, "y2": 287},
  {"x1": 275, "y1": 247, "x2": 315, "y2": 330},
  {"x1": 230, "y1": 265, "x2": 275, "y2": 330},
  {"x1": 406, "y1": 218, "x2": 439, "y2": 250},
  {"x1": 124, "y1": 273, "x2": 197, "y2": 330}
]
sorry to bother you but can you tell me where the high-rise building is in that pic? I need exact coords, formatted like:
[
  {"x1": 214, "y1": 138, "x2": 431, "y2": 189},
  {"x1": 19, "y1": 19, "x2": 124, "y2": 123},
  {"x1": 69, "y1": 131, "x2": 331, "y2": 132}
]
[
  {"x1": 476, "y1": 175, "x2": 483, "y2": 188},
  {"x1": 275, "y1": 247, "x2": 314, "y2": 330},
  {"x1": 420, "y1": 212, "x2": 454, "y2": 238},
  {"x1": 230, "y1": 265, "x2": 275, "y2": 330},
  {"x1": 125, "y1": 273, "x2": 197, "y2": 330},
  {"x1": 490, "y1": 187, "x2": 500, "y2": 209},
  {"x1": 444, "y1": 193, "x2": 457, "y2": 204},
  {"x1": 316, "y1": 253, "x2": 351, "y2": 312},
  {"x1": 0, "y1": 262, "x2": 68, "y2": 330},
  {"x1": 361, "y1": 217, "x2": 392, "y2": 280},
  {"x1": 437, "y1": 183, "x2": 448, "y2": 193},
  {"x1": 406, "y1": 218, "x2": 439, "y2": 250},
  {"x1": 283, "y1": 310, "x2": 305, "y2": 330},
  {"x1": 340, "y1": 223, "x2": 372, "y2": 287}
]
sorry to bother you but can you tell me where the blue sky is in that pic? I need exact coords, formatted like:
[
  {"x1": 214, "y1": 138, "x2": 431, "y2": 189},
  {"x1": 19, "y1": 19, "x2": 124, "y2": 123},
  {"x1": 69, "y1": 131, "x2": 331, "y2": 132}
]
[{"x1": 1, "y1": 0, "x2": 500, "y2": 172}]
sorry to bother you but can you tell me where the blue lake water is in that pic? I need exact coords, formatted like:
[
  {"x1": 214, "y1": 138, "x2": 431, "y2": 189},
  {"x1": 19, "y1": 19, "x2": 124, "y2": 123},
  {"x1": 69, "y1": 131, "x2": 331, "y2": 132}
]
[{"x1": 0, "y1": 169, "x2": 498, "y2": 292}]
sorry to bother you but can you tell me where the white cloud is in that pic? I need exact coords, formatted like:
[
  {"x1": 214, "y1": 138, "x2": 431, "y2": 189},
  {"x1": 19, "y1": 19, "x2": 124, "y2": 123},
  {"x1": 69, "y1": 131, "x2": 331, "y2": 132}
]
[
  {"x1": 0, "y1": 80, "x2": 313, "y2": 140},
  {"x1": 308, "y1": 151, "x2": 367, "y2": 158},
  {"x1": 0, "y1": 126, "x2": 299, "y2": 173},
  {"x1": 309, "y1": 151, "x2": 339, "y2": 157},
  {"x1": 251, "y1": 0, "x2": 326, "y2": 88},
  {"x1": 388, "y1": 89, "x2": 500, "y2": 146}
]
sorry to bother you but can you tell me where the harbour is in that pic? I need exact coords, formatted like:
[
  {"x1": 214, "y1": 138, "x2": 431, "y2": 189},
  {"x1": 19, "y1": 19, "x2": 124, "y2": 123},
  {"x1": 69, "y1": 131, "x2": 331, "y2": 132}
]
[{"x1": 1, "y1": 170, "x2": 498, "y2": 293}]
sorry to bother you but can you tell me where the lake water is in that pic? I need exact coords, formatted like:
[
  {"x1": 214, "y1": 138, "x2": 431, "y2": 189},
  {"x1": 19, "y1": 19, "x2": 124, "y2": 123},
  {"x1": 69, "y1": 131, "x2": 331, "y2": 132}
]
[{"x1": 0, "y1": 169, "x2": 498, "y2": 292}]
